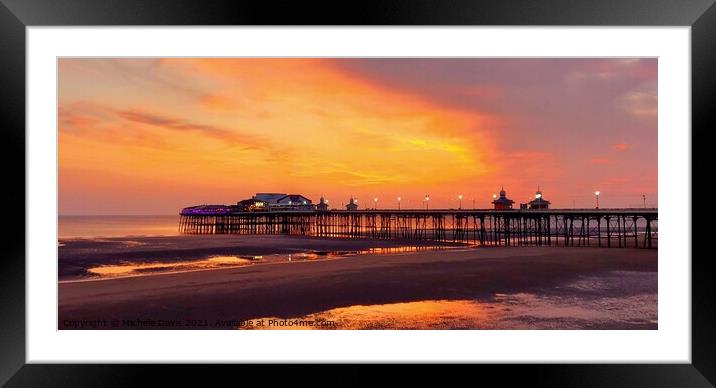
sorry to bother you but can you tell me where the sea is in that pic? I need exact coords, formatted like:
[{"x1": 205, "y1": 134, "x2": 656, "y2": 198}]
[{"x1": 59, "y1": 215, "x2": 181, "y2": 239}]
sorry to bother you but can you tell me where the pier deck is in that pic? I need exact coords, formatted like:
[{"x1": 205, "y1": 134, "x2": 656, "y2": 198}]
[{"x1": 179, "y1": 209, "x2": 658, "y2": 248}]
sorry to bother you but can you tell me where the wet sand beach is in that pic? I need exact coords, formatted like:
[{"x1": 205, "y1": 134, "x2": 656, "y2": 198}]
[
  {"x1": 58, "y1": 236, "x2": 657, "y2": 330},
  {"x1": 58, "y1": 235, "x2": 467, "y2": 280}
]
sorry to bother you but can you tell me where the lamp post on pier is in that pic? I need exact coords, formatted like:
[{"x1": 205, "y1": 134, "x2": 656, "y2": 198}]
[
  {"x1": 425, "y1": 195, "x2": 430, "y2": 210},
  {"x1": 458, "y1": 194, "x2": 463, "y2": 209},
  {"x1": 397, "y1": 197, "x2": 401, "y2": 210},
  {"x1": 595, "y1": 191, "x2": 600, "y2": 209}
]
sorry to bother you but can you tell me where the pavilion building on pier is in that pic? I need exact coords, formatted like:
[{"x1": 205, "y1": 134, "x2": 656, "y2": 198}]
[
  {"x1": 346, "y1": 197, "x2": 359, "y2": 211},
  {"x1": 492, "y1": 187, "x2": 515, "y2": 210},
  {"x1": 528, "y1": 187, "x2": 551, "y2": 209}
]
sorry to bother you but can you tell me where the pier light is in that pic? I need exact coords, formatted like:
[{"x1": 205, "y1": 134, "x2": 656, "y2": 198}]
[
  {"x1": 458, "y1": 194, "x2": 463, "y2": 209},
  {"x1": 536, "y1": 193, "x2": 542, "y2": 199},
  {"x1": 594, "y1": 191, "x2": 600, "y2": 209},
  {"x1": 425, "y1": 195, "x2": 430, "y2": 210},
  {"x1": 492, "y1": 194, "x2": 497, "y2": 199}
]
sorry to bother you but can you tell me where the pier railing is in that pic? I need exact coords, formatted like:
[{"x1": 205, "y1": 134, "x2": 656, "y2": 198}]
[{"x1": 179, "y1": 209, "x2": 658, "y2": 248}]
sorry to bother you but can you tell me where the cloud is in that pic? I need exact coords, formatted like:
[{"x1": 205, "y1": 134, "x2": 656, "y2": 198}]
[
  {"x1": 565, "y1": 71, "x2": 616, "y2": 82},
  {"x1": 117, "y1": 109, "x2": 228, "y2": 136},
  {"x1": 116, "y1": 109, "x2": 270, "y2": 150},
  {"x1": 621, "y1": 88, "x2": 657, "y2": 119},
  {"x1": 59, "y1": 101, "x2": 276, "y2": 154},
  {"x1": 613, "y1": 143, "x2": 631, "y2": 151}
]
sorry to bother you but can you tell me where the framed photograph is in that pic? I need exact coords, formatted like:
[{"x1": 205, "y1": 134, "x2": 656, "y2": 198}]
[{"x1": 3, "y1": 0, "x2": 714, "y2": 385}]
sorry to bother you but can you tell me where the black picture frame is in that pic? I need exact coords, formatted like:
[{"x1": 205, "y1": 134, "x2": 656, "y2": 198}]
[{"x1": 2, "y1": 0, "x2": 714, "y2": 385}]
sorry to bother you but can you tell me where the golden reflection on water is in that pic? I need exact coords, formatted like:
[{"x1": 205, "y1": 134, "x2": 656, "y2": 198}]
[
  {"x1": 244, "y1": 300, "x2": 502, "y2": 330},
  {"x1": 87, "y1": 256, "x2": 253, "y2": 278},
  {"x1": 363, "y1": 245, "x2": 469, "y2": 254},
  {"x1": 243, "y1": 292, "x2": 658, "y2": 330},
  {"x1": 82, "y1": 245, "x2": 463, "y2": 280}
]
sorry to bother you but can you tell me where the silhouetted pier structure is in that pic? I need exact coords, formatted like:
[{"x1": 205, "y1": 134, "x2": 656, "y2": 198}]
[{"x1": 179, "y1": 209, "x2": 658, "y2": 248}]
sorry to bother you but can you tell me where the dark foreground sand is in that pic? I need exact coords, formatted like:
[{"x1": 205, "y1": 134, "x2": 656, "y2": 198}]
[{"x1": 59, "y1": 238, "x2": 657, "y2": 330}]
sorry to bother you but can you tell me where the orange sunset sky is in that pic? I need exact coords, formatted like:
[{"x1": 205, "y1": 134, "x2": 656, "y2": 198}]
[{"x1": 58, "y1": 58, "x2": 657, "y2": 215}]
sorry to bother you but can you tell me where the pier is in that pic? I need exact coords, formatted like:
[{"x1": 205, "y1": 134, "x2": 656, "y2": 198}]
[{"x1": 179, "y1": 209, "x2": 658, "y2": 248}]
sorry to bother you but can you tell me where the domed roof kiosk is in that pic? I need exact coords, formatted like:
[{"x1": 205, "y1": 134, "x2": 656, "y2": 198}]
[
  {"x1": 528, "y1": 186, "x2": 551, "y2": 209},
  {"x1": 492, "y1": 186, "x2": 515, "y2": 210}
]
